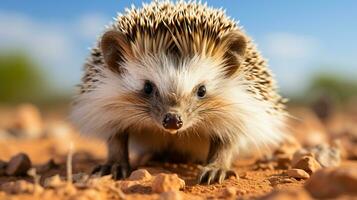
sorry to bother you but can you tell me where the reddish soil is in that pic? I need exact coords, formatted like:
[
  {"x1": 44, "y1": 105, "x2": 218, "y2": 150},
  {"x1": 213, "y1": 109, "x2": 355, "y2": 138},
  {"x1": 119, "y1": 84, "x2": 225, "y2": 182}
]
[{"x1": 0, "y1": 104, "x2": 356, "y2": 199}]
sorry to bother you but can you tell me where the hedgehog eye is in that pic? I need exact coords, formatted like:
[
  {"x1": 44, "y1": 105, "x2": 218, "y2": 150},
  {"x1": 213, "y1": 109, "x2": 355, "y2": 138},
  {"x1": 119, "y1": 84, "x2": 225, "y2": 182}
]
[
  {"x1": 143, "y1": 81, "x2": 154, "y2": 95},
  {"x1": 197, "y1": 85, "x2": 206, "y2": 98}
]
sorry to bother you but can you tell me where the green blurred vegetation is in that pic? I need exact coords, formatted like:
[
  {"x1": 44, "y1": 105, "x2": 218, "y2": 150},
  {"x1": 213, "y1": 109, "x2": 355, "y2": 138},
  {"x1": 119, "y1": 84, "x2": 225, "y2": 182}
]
[
  {"x1": 308, "y1": 73, "x2": 357, "y2": 101},
  {"x1": 0, "y1": 51, "x2": 72, "y2": 107},
  {"x1": 289, "y1": 72, "x2": 357, "y2": 106},
  {"x1": 0, "y1": 51, "x2": 46, "y2": 103}
]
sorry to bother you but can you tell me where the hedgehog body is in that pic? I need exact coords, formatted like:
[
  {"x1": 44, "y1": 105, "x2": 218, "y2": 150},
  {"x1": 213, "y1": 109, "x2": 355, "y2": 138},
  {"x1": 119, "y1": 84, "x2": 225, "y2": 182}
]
[{"x1": 71, "y1": 1, "x2": 287, "y2": 184}]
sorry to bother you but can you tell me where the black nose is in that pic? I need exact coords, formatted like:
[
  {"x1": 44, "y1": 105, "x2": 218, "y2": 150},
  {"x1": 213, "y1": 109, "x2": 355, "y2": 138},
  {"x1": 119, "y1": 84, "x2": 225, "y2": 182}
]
[{"x1": 162, "y1": 113, "x2": 183, "y2": 130}]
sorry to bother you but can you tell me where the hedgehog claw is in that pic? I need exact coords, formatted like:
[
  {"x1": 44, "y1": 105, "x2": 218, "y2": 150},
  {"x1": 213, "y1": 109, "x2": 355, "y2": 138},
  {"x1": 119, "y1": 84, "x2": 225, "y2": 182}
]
[
  {"x1": 92, "y1": 163, "x2": 131, "y2": 180},
  {"x1": 198, "y1": 166, "x2": 236, "y2": 185}
]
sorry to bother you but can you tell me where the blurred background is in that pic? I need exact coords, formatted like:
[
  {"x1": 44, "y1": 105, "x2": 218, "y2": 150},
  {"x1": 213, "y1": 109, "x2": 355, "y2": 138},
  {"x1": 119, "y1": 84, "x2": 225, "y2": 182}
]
[
  {"x1": 0, "y1": 1, "x2": 357, "y2": 193},
  {"x1": 0, "y1": 2, "x2": 356, "y2": 198},
  {"x1": 0, "y1": 0, "x2": 356, "y2": 107}
]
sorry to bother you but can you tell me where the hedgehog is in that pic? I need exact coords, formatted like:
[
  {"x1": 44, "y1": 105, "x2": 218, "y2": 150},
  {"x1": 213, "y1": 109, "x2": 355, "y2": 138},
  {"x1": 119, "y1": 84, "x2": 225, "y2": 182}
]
[{"x1": 71, "y1": 1, "x2": 287, "y2": 184}]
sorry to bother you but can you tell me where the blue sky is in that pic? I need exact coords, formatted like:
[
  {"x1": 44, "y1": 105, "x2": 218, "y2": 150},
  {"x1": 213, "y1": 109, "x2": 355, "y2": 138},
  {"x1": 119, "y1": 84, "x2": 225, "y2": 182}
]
[{"x1": 1, "y1": 0, "x2": 356, "y2": 95}]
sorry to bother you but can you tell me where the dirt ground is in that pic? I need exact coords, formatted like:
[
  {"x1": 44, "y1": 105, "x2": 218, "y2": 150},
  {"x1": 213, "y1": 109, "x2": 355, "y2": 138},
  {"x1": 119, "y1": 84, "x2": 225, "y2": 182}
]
[{"x1": 0, "y1": 103, "x2": 356, "y2": 199}]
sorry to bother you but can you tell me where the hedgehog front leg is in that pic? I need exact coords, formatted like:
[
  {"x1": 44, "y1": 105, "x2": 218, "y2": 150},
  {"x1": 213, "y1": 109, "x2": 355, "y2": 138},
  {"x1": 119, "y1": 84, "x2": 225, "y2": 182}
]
[
  {"x1": 198, "y1": 137, "x2": 237, "y2": 184},
  {"x1": 92, "y1": 132, "x2": 131, "y2": 180}
]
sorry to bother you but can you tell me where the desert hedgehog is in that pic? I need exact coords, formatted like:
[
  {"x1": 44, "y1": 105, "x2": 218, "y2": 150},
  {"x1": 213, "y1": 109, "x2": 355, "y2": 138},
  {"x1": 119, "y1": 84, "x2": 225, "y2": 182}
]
[{"x1": 71, "y1": 1, "x2": 287, "y2": 184}]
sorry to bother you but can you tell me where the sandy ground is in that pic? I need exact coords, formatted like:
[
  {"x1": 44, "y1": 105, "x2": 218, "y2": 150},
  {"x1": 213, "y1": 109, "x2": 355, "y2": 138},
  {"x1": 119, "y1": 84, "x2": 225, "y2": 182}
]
[{"x1": 0, "y1": 103, "x2": 356, "y2": 199}]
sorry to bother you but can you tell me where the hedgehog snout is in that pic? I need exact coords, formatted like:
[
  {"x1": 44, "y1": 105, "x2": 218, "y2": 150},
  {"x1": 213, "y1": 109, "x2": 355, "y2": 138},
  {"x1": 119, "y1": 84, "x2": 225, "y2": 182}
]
[{"x1": 162, "y1": 112, "x2": 183, "y2": 130}]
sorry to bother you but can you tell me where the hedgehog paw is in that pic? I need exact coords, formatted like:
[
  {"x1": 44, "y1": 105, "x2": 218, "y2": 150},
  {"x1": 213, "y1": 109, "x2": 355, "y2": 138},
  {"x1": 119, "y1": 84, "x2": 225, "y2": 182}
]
[
  {"x1": 91, "y1": 162, "x2": 131, "y2": 180},
  {"x1": 198, "y1": 166, "x2": 236, "y2": 185}
]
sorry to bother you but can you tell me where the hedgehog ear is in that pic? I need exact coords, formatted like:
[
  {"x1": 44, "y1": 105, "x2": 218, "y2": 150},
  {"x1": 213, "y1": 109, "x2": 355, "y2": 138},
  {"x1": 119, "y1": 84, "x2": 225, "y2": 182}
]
[
  {"x1": 100, "y1": 30, "x2": 132, "y2": 73},
  {"x1": 220, "y1": 30, "x2": 247, "y2": 76}
]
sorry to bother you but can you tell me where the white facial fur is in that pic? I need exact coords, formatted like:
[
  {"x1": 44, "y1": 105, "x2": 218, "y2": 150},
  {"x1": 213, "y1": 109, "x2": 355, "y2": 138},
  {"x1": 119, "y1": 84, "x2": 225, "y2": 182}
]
[{"x1": 71, "y1": 53, "x2": 287, "y2": 157}]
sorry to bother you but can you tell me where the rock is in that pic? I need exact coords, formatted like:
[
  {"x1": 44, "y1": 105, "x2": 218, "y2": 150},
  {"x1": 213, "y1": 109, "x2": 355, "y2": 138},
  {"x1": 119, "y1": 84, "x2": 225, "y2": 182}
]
[
  {"x1": 159, "y1": 191, "x2": 183, "y2": 200},
  {"x1": 6, "y1": 153, "x2": 32, "y2": 176},
  {"x1": 308, "y1": 144, "x2": 341, "y2": 167},
  {"x1": 152, "y1": 173, "x2": 185, "y2": 193},
  {"x1": 286, "y1": 169, "x2": 310, "y2": 179},
  {"x1": 0, "y1": 160, "x2": 7, "y2": 176},
  {"x1": 259, "y1": 189, "x2": 312, "y2": 200},
  {"x1": 291, "y1": 149, "x2": 313, "y2": 166},
  {"x1": 129, "y1": 169, "x2": 152, "y2": 181},
  {"x1": 44, "y1": 174, "x2": 64, "y2": 188},
  {"x1": 221, "y1": 187, "x2": 237, "y2": 198},
  {"x1": 14, "y1": 104, "x2": 43, "y2": 138},
  {"x1": 292, "y1": 156, "x2": 321, "y2": 175},
  {"x1": 305, "y1": 167, "x2": 357, "y2": 199}
]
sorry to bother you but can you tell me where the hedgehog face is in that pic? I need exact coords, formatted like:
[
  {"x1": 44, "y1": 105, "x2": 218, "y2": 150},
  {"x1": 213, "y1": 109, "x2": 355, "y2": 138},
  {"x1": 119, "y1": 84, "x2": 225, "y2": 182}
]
[
  {"x1": 99, "y1": 29, "x2": 247, "y2": 134},
  {"x1": 116, "y1": 54, "x2": 227, "y2": 134}
]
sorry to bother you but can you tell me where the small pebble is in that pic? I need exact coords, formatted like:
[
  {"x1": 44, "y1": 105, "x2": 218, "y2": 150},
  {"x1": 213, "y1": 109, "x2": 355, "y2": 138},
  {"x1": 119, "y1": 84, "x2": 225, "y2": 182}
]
[
  {"x1": 6, "y1": 153, "x2": 32, "y2": 176},
  {"x1": 0, "y1": 160, "x2": 7, "y2": 176},
  {"x1": 293, "y1": 156, "x2": 321, "y2": 175},
  {"x1": 292, "y1": 149, "x2": 313, "y2": 166},
  {"x1": 221, "y1": 187, "x2": 236, "y2": 198},
  {"x1": 129, "y1": 169, "x2": 152, "y2": 181},
  {"x1": 286, "y1": 169, "x2": 310, "y2": 179},
  {"x1": 152, "y1": 173, "x2": 185, "y2": 193}
]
